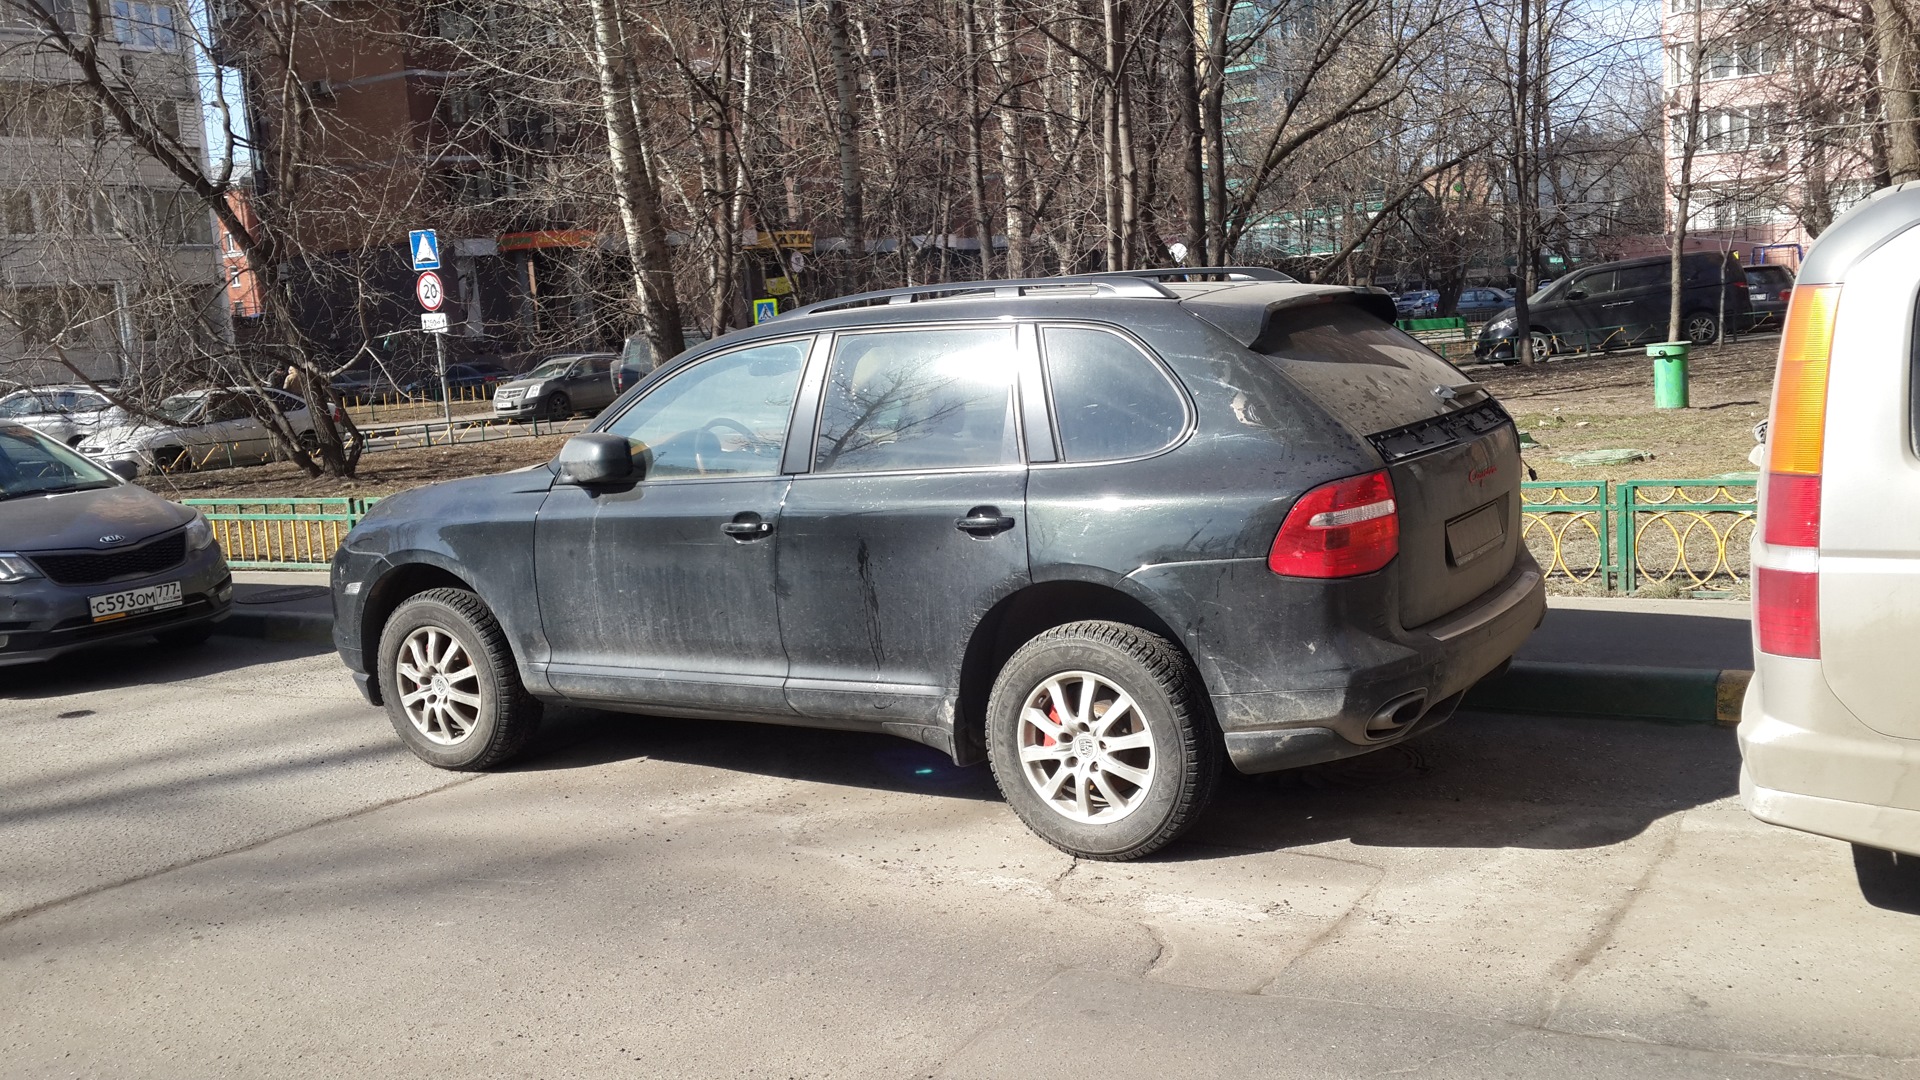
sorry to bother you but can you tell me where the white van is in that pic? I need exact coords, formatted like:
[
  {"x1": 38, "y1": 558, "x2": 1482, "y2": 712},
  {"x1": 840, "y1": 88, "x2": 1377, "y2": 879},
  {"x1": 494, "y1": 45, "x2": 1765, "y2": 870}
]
[{"x1": 1740, "y1": 181, "x2": 1920, "y2": 908}]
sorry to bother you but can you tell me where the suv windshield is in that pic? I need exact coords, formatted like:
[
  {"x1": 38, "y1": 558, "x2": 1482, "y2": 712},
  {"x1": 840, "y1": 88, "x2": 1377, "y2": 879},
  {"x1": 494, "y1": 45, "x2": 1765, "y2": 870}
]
[{"x1": 0, "y1": 424, "x2": 119, "y2": 499}]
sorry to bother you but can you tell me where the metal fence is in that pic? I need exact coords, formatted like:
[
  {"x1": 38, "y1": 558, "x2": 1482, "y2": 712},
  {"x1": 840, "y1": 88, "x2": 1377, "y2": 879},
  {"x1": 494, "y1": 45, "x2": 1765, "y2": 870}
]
[
  {"x1": 183, "y1": 497, "x2": 378, "y2": 570},
  {"x1": 184, "y1": 479, "x2": 1759, "y2": 593},
  {"x1": 1522, "y1": 478, "x2": 1757, "y2": 594}
]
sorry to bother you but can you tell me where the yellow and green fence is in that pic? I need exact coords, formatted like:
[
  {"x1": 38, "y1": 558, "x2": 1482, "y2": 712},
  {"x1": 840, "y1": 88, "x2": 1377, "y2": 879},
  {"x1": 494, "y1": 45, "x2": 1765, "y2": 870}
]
[{"x1": 182, "y1": 479, "x2": 1760, "y2": 593}]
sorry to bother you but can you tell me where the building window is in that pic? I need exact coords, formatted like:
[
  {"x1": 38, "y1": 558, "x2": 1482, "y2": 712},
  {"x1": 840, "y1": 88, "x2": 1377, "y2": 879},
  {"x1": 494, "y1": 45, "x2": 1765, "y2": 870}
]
[
  {"x1": 4, "y1": 285, "x2": 119, "y2": 346},
  {"x1": 0, "y1": 81, "x2": 104, "y2": 139},
  {"x1": 112, "y1": 2, "x2": 178, "y2": 49},
  {"x1": 1, "y1": 189, "x2": 34, "y2": 235},
  {"x1": 1698, "y1": 37, "x2": 1777, "y2": 80}
]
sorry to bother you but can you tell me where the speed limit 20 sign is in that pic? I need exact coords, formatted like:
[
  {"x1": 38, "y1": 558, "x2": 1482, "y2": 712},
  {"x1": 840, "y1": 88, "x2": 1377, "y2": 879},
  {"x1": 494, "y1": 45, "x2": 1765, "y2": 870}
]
[{"x1": 415, "y1": 271, "x2": 445, "y2": 312}]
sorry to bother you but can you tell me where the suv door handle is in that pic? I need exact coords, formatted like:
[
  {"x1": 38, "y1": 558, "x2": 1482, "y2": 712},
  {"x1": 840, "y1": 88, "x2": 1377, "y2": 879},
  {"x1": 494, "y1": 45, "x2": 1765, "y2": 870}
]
[
  {"x1": 956, "y1": 509, "x2": 1016, "y2": 536},
  {"x1": 723, "y1": 515, "x2": 773, "y2": 539}
]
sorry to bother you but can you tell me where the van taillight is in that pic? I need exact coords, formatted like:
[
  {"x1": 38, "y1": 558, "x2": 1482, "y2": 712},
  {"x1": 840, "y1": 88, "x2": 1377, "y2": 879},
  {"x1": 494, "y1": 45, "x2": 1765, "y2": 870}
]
[
  {"x1": 1269, "y1": 470, "x2": 1399, "y2": 578},
  {"x1": 1757, "y1": 283, "x2": 1838, "y2": 658}
]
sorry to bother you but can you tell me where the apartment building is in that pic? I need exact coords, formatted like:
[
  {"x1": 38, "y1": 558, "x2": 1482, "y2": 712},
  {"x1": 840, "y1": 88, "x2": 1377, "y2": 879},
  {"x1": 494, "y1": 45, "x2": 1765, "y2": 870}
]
[
  {"x1": 1663, "y1": 0, "x2": 1880, "y2": 267},
  {"x1": 0, "y1": 2, "x2": 219, "y2": 387}
]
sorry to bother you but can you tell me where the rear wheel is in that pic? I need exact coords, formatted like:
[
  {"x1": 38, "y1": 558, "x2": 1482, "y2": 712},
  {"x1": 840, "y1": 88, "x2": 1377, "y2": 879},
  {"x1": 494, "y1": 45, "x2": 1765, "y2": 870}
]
[
  {"x1": 296, "y1": 429, "x2": 320, "y2": 453},
  {"x1": 1684, "y1": 311, "x2": 1720, "y2": 345},
  {"x1": 377, "y1": 588, "x2": 543, "y2": 770},
  {"x1": 987, "y1": 621, "x2": 1220, "y2": 860}
]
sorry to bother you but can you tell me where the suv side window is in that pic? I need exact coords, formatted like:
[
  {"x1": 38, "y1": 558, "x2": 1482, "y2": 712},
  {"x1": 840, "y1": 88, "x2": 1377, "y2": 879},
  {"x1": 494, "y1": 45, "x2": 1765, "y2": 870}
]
[
  {"x1": 814, "y1": 327, "x2": 1020, "y2": 473},
  {"x1": 1041, "y1": 326, "x2": 1185, "y2": 462},
  {"x1": 603, "y1": 340, "x2": 808, "y2": 480}
]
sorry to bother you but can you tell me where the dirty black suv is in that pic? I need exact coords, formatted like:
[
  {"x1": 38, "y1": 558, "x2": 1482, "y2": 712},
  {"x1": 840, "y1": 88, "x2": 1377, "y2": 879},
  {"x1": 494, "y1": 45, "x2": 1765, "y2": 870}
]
[{"x1": 332, "y1": 269, "x2": 1545, "y2": 859}]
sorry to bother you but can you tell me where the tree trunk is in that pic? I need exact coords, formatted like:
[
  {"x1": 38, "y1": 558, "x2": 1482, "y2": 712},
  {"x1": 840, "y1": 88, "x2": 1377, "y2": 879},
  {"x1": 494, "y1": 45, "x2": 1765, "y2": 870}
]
[
  {"x1": 961, "y1": 0, "x2": 996, "y2": 277},
  {"x1": 1195, "y1": 0, "x2": 1228, "y2": 265},
  {"x1": 1669, "y1": 0, "x2": 1704, "y2": 344},
  {"x1": 1870, "y1": 0, "x2": 1920, "y2": 182},
  {"x1": 588, "y1": 0, "x2": 685, "y2": 360},
  {"x1": 1175, "y1": 0, "x2": 1206, "y2": 265},
  {"x1": 987, "y1": 0, "x2": 1031, "y2": 277},
  {"x1": 825, "y1": 0, "x2": 866, "y2": 261}
]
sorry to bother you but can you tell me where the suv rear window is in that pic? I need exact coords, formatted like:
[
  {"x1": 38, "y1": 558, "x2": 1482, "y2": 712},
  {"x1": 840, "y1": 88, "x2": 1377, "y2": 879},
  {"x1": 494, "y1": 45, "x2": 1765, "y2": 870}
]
[
  {"x1": 814, "y1": 327, "x2": 1020, "y2": 474},
  {"x1": 1041, "y1": 326, "x2": 1185, "y2": 462},
  {"x1": 1251, "y1": 305, "x2": 1471, "y2": 436}
]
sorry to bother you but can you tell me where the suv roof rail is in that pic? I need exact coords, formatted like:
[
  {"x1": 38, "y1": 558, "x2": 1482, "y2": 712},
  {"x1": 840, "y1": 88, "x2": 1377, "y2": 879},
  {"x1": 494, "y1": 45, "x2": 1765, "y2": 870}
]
[
  {"x1": 1100, "y1": 266, "x2": 1296, "y2": 283},
  {"x1": 788, "y1": 274, "x2": 1177, "y2": 316}
]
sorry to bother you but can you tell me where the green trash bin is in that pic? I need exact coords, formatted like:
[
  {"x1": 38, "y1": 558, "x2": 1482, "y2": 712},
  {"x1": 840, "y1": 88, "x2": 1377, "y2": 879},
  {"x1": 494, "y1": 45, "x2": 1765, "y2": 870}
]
[{"x1": 1648, "y1": 341, "x2": 1690, "y2": 409}]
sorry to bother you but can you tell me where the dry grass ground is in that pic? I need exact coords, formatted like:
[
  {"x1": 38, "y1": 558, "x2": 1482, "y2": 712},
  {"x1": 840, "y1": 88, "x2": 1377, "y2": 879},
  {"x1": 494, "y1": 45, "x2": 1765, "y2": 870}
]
[
  {"x1": 139, "y1": 434, "x2": 571, "y2": 502},
  {"x1": 1471, "y1": 335, "x2": 1778, "y2": 480}
]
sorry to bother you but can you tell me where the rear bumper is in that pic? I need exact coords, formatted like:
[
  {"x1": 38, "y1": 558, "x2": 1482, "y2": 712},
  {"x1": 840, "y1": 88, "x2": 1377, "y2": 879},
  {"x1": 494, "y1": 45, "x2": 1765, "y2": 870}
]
[
  {"x1": 1211, "y1": 555, "x2": 1546, "y2": 774},
  {"x1": 1739, "y1": 664, "x2": 1920, "y2": 857}
]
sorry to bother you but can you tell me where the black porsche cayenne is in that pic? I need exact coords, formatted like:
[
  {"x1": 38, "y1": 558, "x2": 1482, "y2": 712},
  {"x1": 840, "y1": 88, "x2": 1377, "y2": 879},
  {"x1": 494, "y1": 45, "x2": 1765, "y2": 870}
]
[{"x1": 331, "y1": 269, "x2": 1544, "y2": 859}]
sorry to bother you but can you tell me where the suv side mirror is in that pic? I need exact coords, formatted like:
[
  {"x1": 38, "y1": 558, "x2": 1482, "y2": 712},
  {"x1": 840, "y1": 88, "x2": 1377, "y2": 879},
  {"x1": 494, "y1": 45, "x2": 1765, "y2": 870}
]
[
  {"x1": 105, "y1": 459, "x2": 139, "y2": 481},
  {"x1": 1565, "y1": 289, "x2": 1587, "y2": 301},
  {"x1": 555, "y1": 433, "x2": 636, "y2": 486}
]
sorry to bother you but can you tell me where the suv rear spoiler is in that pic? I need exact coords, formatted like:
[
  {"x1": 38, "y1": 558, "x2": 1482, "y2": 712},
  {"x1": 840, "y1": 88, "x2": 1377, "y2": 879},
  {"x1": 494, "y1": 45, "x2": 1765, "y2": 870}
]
[{"x1": 1181, "y1": 286, "x2": 1400, "y2": 348}]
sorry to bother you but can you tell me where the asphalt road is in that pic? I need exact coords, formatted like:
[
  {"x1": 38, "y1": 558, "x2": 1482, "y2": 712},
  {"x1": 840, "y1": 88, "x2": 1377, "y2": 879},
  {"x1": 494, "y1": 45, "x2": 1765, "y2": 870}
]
[{"x1": 4, "y1": 637, "x2": 1918, "y2": 1078}]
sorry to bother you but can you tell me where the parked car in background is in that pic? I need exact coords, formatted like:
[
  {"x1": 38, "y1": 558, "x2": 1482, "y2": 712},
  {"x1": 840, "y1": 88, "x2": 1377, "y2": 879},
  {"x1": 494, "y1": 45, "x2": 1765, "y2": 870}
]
[
  {"x1": 402, "y1": 362, "x2": 512, "y2": 400},
  {"x1": 1395, "y1": 290, "x2": 1438, "y2": 318},
  {"x1": 334, "y1": 267, "x2": 1544, "y2": 861},
  {"x1": 79, "y1": 387, "x2": 318, "y2": 475},
  {"x1": 1745, "y1": 264, "x2": 1795, "y2": 331},
  {"x1": 0, "y1": 422, "x2": 232, "y2": 665},
  {"x1": 0, "y1": 385, "x2": 124, "y2": 446},
  {"x1": 1474, "y1": 252, "x2": 1751, "y2": 361},
  {"x1": 1453, "y1": 287, "x2": 1514, "y2": 319},
  {"x1": 1739, "y1": 182, "x2": 1920, "y2": 910},
  {"x1": 491, "y1": 353, "x2": 619, "y2": 420},
  {"x1": 618, "y1": 328, "x2": 712, "y2": 391}
]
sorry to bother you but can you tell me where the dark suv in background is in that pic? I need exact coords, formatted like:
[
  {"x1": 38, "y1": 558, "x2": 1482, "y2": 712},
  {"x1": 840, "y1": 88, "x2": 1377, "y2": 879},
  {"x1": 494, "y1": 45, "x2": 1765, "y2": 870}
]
[
  {"x1": 332, "y1": 268, "x2": 1545, "y2": 859},
  {"x1": 1475, "y1": 251, "x2": 1752, "y2": 360}
]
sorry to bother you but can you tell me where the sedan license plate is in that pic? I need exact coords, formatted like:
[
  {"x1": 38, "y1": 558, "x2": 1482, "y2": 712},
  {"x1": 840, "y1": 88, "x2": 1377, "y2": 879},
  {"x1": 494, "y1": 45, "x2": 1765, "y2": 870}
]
[
  {"x1": 89, "y1": 581, "x2": 183, "y2": 622},
  {"x1": 1445, "y1": 502, "x2": 1506, "y2": 567}
]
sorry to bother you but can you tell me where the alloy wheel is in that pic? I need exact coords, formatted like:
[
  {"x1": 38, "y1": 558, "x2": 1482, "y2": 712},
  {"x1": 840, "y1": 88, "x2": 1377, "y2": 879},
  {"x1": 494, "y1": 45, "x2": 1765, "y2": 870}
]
[
  {"x1": 394, "y1": 625, "x2": 484, "y2": 745},
  {"x1": 1018, "y1": 670, "x2": 1157, "y2": 824}
]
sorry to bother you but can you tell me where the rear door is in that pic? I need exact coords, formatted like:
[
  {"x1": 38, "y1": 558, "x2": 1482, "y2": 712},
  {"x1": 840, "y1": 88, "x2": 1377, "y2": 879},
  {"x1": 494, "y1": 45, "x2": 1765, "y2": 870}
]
[
  {"x1": 776, "y1": 324, "x2": 1031, "y2": 730},
  {"x1": 1255, "y1": 306, "x2": 1522, "y2": 629},
  {"x1": 1602, "y1": 263, "x2": 1670, "y2": 345}
]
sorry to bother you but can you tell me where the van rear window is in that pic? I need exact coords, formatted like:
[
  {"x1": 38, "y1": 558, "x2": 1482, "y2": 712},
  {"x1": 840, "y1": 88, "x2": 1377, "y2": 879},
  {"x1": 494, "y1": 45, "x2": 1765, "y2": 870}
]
[{"x1": 1251, "y1": 305, "x2": 1475, "y2": 436}]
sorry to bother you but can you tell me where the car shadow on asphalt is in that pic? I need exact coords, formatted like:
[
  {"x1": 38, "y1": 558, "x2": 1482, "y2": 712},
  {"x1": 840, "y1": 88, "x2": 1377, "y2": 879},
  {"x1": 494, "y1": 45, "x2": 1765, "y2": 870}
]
[
  {"x1": 508, "y1": 705, "x2": 1740, "y2": 851},
  {"x1": 0, "y1": 635, "x2": 334, "y2": 701}
]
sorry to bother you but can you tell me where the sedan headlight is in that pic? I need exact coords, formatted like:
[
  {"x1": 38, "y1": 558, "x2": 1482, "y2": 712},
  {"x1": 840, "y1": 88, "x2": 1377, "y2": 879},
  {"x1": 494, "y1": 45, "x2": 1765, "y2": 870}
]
[
  {"x1": 185, "y1": 513, "x2": 216, "y2": 552},
  {"x1": 0, "y1": 553, "x2": 41, "y2": 582}
]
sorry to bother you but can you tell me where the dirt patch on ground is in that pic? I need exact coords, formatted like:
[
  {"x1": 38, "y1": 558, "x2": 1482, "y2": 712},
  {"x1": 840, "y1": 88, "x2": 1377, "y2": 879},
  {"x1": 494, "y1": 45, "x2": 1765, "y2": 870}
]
[
  {"x1": 136, "y1": 434, "x2": 571, "y2": 502},
  {"x1": 1470, "y1": 335, "x2": 1777, "y2": 481}
]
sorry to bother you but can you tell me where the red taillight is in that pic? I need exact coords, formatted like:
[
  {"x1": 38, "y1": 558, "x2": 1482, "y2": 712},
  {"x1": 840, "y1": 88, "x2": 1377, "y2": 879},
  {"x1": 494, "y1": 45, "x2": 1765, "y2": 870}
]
[
  {"x1": 1778, "y1": 285, "x2": 1793, "y2": 305},
  {"x1": 1269, "y1": 470, "x2": 1399, "y2": 578},
  {"x1": 1756, "y1": 567, "x2": 1820, "y2": 659},
  {"x1": 1762, "y1": 472, "x2": 1821, "y2": 548},
  {"x1": 1754, "y1": 283, "x2": 1837, "y2": 658}
]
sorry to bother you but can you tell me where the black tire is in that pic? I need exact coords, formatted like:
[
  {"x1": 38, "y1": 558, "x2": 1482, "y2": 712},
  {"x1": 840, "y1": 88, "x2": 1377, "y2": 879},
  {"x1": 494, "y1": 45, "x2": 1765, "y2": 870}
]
[
  {"x1": 296, "y1": 429, "x2": 320, "y2": 453},
  {"x1": 1853, "y1": 844, "x2": 1920, "y2": 914},
  {"x1": 542, "y1": 392, "x2": 572, "y2": 420},
  {"x1": 157, "y1": 446, "x2": 188, "y2": 472},
  {"x1": 1684, "y1": 311, "x2": 1720, "y2": 345},
  {"x1": 154, "y1": 622, "x2": 214, "y2": 648},
  {"x1": 986, "y1": 620, "x2": 1221, "y2": 860},
  {"x1": 376, "y1": 587, "x2": 543, "y2": 770}
]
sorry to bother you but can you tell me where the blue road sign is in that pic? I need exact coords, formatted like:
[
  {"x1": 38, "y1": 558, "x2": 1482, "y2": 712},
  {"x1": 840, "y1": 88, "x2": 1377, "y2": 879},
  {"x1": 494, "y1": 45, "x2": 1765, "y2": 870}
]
[
  {"x1": 410, "y1": 229, "x2": 441, "y2": 271},
  {"x1": 753, "y1": 297, "x2": 780, "y2": 324}
]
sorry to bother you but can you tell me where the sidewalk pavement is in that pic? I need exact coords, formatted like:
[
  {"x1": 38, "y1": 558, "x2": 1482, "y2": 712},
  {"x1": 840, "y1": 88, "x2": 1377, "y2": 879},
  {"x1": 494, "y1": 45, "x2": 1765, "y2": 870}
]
[{"x1": 220, "y1": 571, "x2": 1754, "y2": 727}]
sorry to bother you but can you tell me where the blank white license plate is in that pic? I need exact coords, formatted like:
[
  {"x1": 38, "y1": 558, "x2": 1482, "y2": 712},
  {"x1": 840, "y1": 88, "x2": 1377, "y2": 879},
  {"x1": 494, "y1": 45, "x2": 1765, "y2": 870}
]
[{"x1": 89, "y1": 581, "x2": 183, "y2": 622}]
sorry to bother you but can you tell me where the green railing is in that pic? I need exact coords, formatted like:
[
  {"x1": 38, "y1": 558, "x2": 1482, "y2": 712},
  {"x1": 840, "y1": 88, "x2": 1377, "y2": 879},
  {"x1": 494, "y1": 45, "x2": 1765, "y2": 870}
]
[
  {"x1": 1522, "y1": 478, "x2": 1757, "y2": 593},
  {"x1": 181, "y1": 480, "x2": 1759, "y2": 591},
  {"x1": 182, "y1": 497, "x2": 379, "y2": 570}
]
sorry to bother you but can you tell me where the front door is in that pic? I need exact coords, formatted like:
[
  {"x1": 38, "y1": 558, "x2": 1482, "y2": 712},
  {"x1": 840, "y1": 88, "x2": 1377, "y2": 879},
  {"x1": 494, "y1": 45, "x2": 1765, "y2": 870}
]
[
  {"x1": 534, "y1": 338, "x2": 812, "y2": 716},
  {"x1": 565, "y1": 355, "x2": 618, "y2": 414},
  {"x1": 777, "y1": 325, "x2": 1032, "y2": 740}
]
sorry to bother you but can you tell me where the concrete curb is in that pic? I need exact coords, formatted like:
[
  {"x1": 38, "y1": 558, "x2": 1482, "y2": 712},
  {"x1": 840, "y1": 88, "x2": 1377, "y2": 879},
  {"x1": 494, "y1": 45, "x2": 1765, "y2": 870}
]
[
  {"x1": 210, "y1": 606, "x2": 1756, "y2": 727},
  {"x1": 214, "y1": 608, "x2": 334, "y2": 645},
  {"x1": 1465, "y1": 661, "x2": 1751, "y2": 727}
]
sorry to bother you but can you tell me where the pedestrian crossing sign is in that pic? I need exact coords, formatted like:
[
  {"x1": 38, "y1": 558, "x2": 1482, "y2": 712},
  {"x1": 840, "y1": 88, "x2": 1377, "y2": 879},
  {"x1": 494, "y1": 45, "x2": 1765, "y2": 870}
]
[
  {"x1": 753, "y1": 297, "x2": 779, "y2": 324},
  {"x1": 410, "y1": 229, "x2": 441, "y2": 271}
]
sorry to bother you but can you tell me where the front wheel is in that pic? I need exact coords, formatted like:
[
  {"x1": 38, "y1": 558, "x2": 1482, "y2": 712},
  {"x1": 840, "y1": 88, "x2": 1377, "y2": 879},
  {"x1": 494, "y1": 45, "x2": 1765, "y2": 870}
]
[
  {"x1": 377, "y1": 588, "x2": 543, "y2": 770},
  {"x1": 1684, "y1": 311, "x2": 1720, "y2": 345},
  {"x1": 987, "y1": 621, "x2": 1221, "y2": 860},
  {"x1": 542, "y1": 392, "x2": 572, "y2": 420}
]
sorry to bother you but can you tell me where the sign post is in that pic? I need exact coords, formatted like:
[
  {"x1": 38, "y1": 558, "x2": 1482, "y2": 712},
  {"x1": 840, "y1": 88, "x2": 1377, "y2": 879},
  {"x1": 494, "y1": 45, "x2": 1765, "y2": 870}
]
[{"x1": 412, "y1": 237, "x2": 451, "y2": 424}]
